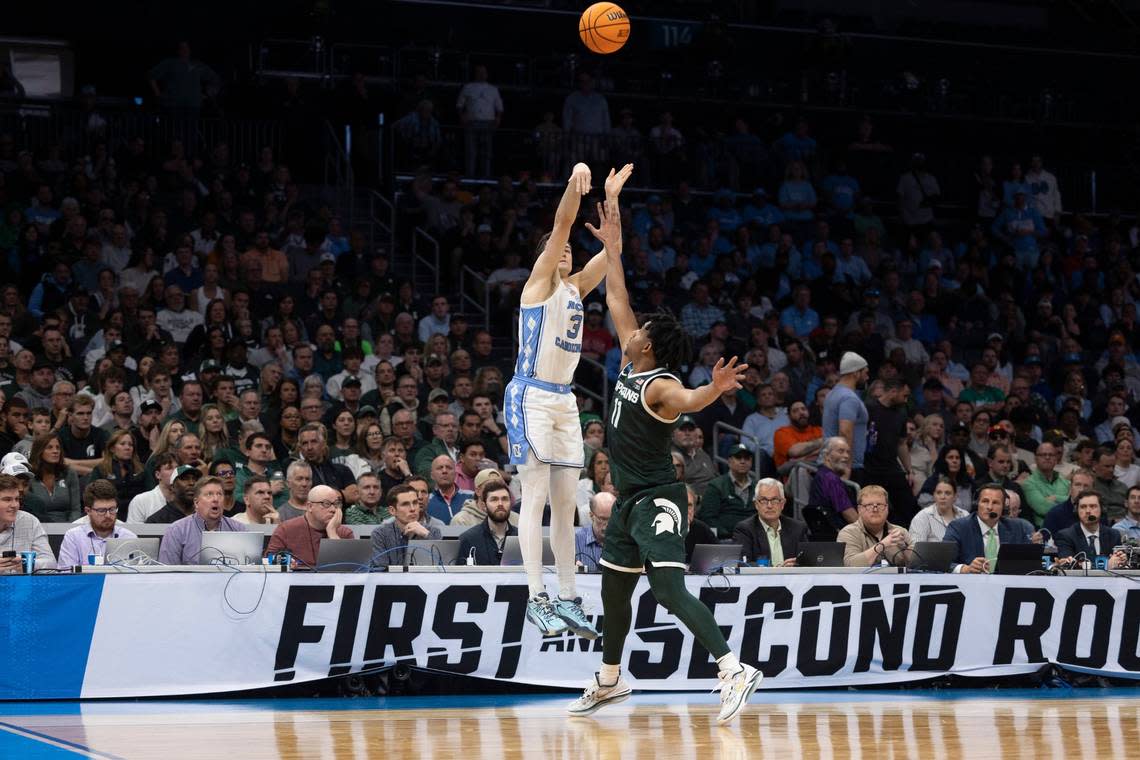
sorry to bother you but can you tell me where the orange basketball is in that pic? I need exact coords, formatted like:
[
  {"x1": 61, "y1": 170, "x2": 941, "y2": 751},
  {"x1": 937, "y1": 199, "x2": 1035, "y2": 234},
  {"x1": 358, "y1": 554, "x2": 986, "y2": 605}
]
[{"x1": 579, "y1": 2, "x2": 630, "y2": 55}]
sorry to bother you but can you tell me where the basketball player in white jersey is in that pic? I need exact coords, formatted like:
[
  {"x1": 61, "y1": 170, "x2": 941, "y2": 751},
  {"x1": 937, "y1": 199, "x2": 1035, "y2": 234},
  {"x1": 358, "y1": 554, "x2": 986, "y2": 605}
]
[{"x1": 505, "y1": 162, "x2": 633, "y2": 637}]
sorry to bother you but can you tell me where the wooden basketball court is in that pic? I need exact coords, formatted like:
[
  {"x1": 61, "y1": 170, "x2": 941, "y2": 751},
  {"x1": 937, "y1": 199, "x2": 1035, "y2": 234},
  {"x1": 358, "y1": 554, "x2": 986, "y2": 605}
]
[{"x1": 1, "y1": 690, "x2": 1137, "y2": 759}]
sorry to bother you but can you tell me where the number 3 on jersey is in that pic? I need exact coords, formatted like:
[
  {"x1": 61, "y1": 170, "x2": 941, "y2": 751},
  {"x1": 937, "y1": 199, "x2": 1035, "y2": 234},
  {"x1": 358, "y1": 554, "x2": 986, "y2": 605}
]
[{"x1": 566, "y1": 313, "x2": 583, "y2": 340}]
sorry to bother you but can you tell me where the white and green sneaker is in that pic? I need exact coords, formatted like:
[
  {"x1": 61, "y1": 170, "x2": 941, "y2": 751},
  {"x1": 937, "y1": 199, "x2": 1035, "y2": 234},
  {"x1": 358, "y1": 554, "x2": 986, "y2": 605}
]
[
  {"x1": 550, "y1": 596, "x2": 600, "y2": 640},
  {"x1": 567, "y1": 672, "x2": 632, "y2": 717},
  {"x1": 716, "y1": 663, "x2": 762, "y2": 724},
  {"x1": 526, "y1": 592, "x2": 568, "y2": 636}
]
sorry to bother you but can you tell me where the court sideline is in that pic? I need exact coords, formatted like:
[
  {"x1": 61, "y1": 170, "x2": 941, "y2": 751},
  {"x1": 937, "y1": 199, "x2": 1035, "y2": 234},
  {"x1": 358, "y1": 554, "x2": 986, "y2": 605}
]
[{"x1": 1, "y1": 689, "x2": 1137, "y2": 759}]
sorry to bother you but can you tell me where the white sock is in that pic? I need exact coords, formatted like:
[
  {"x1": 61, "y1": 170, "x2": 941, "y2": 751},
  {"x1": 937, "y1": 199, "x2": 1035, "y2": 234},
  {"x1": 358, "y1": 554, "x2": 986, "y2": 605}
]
[
  {"x1": 716, "y1": 652, "x2": 741, "y2": 675},
  {"x1": 598, "y1": 663, "x2": 621, "y2": 686},
  {"x1": 549, "y1": 465, "x2": 579, "y2": 600},
  {"x1": 517, "y1": 458, "x2": 551, "y2": 598}
]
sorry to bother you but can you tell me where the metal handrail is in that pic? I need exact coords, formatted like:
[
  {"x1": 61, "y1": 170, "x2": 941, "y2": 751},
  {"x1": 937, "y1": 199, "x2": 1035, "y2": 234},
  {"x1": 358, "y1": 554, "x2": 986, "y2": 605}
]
[
  {"x1": 366, "y1": 189, "x2": 396, "y2": 255},
  {"x1": 576, "y1": 354, "x2": 610, "y2": 427},
  {"x1": 712, "y1": 421, "x2": 763, "y2": 479},
  {"x1": 322, "y1": 120, "x2": 354, "y2": 222},
  {"x1": 458, "y1": 266, "x2": 490, "y2": 331},
  {"x1": 411, "y1": 226, "x2": 440, "y2": 296}
]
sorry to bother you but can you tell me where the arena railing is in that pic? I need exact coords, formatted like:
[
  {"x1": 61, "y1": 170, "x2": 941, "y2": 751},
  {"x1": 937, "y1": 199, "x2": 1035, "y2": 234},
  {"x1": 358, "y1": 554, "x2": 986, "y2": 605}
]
[
  {"x1": 576, "y1": 355, "x2": 610, "y2": 427},
  {"x1": 458, "y1": 266, "x2": 491, "y2": 332},
  {"x1": 712, "y1": 421, "x2": 764, "y2": 481},
  {"x1": 411, "y1": 226, "x2": 441, "y2": 297},
  {"x1": 0, "y1": 97, "x2": 285, "y2": 166},
  {"x1": 366, "y1": 189, "x2": 397, "y2": 256},
  {"x1": 323, "y1": 120, "x2": 355, "y2": 218}
]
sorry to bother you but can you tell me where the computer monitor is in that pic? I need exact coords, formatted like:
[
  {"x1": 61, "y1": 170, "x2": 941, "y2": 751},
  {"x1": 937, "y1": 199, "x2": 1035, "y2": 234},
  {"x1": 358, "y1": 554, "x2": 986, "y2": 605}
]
[
  {"x1": 104, "y1": 537, "x2": 160, "y2": 564},
  {"x1": 316, "y1": 539, "x2": 375, "y2": 571},
  {"x1": 499, "y1": 536, "x2": 555, "y2": 566},
  {"x1": 995, "y1": 543, "x2": 1044, "y2": 575},
  {"x1": 408, "y1": 539, "x2": 461, "y2": 566},
  {"x1": 198, "y1": 531, "x2": 265, "y2": 565},
  {"x1": 796, "y1": 542, "x2": 845, "y2": 567},
  {"x1": 908, "y1": 542, "x2": 956, "y2": 572},
  {"x1": 689, "y1": 544, "x2": 744, "y2": 574}
]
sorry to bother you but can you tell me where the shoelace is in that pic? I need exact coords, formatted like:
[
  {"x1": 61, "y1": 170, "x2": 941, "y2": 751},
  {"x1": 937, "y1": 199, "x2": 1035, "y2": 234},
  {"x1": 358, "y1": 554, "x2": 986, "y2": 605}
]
[
  {"x1": 533, "y1": 599, "x2": 562, "y2": 628},
  {"x1": 713, "y1": 668, "x2": 743, "y2": 696}
]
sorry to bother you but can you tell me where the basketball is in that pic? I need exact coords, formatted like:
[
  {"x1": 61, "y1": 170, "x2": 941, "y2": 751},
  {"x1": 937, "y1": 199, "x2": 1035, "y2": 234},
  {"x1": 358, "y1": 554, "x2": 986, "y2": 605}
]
[{"x1": 579, "y1": 2, "x2": 630, "y2": 54}]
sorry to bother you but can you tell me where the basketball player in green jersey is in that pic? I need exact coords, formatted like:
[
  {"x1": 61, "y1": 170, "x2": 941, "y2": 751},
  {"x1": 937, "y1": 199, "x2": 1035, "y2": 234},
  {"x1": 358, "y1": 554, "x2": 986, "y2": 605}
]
[{"x1": 567, "y1": 193, "x2": 763, "y2": 723}]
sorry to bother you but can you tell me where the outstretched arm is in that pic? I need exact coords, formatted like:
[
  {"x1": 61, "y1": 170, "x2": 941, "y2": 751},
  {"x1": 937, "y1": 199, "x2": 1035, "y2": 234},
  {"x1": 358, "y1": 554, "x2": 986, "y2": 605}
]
[
  {"x1": 573, "y1": 164, "x2": 634, "y2": 298},
  {"x1": 523, "y1": 163, "x2": 591, "y2": 301},
  {"x1": 645, "y1": 357, "x2": 748, "y2": 419}
]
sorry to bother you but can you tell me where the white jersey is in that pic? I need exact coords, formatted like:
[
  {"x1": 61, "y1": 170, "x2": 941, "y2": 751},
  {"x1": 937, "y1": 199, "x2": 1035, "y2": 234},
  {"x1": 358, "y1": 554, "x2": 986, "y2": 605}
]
[{"x1": 515, "y1": 281, "x2": 584, "y2": 386}]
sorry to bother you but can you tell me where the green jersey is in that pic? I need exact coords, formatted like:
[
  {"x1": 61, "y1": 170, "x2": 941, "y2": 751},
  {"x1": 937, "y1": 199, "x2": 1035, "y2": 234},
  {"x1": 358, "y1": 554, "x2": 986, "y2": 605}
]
[{"x1": 607, "y1": 363, "x2": 681, "y2": 496}]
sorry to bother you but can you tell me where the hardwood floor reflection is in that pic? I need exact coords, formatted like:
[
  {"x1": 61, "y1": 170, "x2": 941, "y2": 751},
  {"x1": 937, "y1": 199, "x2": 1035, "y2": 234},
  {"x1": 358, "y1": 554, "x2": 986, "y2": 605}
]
[{"x1": 9, "y1": 695, "x2": 1140, "y2": 759}]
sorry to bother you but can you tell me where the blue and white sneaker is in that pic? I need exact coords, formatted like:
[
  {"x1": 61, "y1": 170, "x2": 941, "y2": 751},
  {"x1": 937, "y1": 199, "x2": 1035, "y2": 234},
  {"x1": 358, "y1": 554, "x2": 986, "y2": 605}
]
[
  {"x1": 526, "y1": 592, "x2": 568, "y2": 636},
  {"x1": 567, "y1": 672, "x2": 632, "y2": 717},
  {"x1": 550, "y1": 596, "x2": 599, "y2": 640}
]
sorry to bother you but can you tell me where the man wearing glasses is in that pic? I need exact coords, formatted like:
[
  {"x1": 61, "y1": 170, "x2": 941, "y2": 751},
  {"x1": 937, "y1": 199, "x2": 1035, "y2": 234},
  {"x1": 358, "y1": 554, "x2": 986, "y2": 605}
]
[
  {"x1": 1022, "y1": 441, "x2": 1070, "y2": 526},
  {"x1": 732, "y1": 478, "x2": 807, "y2": 566},
  {"x1": 838, "y1": 485, "x2": 913, "y2": 567},
  {"x1": 59, "y1": 480, "x2": 128, "y2": 568},
  {"x1": 266, "y1": 484, "x2": 354, "y2": 569}
]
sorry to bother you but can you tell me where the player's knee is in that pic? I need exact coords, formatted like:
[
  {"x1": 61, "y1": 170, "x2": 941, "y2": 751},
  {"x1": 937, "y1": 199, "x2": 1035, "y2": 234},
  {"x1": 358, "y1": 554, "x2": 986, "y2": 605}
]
[{"x1": 646, "y1": 567, "x2": 687, "y2": 612}]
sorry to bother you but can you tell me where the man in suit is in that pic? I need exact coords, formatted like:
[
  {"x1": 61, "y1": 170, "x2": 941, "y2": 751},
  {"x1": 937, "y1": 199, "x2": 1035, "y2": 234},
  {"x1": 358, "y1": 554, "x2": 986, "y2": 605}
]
[
  {"x1": 943, "y1": 482, "x2": 1034, "y2": 573},
  {"x1": 732, "y1": 478, "x2": 808, "y2": 566},
  {"x1": 457, "y1": 480, "x2": 517, "y2": 566},
  {"x1": 1054, "y1": 490, "x2": 1127, "y2": 569}
]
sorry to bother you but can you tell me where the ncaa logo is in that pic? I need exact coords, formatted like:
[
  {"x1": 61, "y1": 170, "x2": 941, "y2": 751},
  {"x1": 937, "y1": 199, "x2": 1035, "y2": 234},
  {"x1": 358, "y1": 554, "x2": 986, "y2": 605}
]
[
  {"x1": 512, "y1": 444, "x2": 522, "y2": 458},
  {"x1": 650, "y1": 498, "x2": 683, "y2": 535}
]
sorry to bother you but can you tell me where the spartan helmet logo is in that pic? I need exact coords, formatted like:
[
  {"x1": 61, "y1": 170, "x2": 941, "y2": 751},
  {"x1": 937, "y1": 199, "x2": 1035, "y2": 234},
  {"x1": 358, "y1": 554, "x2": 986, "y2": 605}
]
[{"x1": 651, "y1": 498, "x2": 683, "y2": 535}]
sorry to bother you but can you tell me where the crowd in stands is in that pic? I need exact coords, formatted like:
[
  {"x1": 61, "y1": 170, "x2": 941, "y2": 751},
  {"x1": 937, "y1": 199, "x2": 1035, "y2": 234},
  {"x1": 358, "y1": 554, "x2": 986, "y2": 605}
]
[{"x1": 4, "y1": 42, "x2": 1140, "y2": 572}]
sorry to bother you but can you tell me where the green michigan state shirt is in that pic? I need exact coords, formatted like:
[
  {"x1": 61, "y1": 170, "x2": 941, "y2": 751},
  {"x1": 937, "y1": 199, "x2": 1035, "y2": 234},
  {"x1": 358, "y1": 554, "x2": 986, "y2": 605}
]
[{"x1": 607, "y1": 363, "x2": 682, "y2": 495}]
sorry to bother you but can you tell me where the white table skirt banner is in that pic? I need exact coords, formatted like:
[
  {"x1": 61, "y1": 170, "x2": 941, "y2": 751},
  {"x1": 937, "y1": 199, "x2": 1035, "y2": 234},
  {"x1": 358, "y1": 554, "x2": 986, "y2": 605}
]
[{"x1": 3, "y1": 572, "x2": 1139, "y2": 699}]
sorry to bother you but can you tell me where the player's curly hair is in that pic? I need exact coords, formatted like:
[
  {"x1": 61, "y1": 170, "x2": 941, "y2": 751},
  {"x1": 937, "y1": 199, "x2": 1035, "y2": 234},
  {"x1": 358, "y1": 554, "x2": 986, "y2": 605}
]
[{"x1": 643, "y1": 311, "x2": 692, "y2": 374}]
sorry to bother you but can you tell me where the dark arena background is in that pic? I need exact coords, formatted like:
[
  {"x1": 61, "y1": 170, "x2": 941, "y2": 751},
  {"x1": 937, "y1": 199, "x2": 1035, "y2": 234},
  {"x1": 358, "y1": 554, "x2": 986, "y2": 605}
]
[{"x1": 2, "y1": 1, "x2": 1140, "y2": 758}]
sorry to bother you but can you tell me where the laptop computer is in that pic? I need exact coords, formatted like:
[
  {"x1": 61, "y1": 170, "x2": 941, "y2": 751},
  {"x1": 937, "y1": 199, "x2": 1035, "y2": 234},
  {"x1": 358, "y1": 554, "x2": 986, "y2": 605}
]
[
  {"x1": 908, "y1": 542, "x2": 956, "y2": 572},
  {"x1": 500, "y1": 536, "x2": 556, "y2": 566},
  {"x1": 995, "y1": 543, "x2": 1044, "y2": 575},
  {"x1": 408, "y1": 539, "x2": 461, "y2": 566},
  {"x1": 104, "y1": 537, "x2": 160, "y2": 564},
  {"x1": 689, "y1": 544, "x2": 744, "y2": 574},
  {"x1": 796, "y1": 542, "x2": 845, "y2": 568},
  {"x1": 317, "y1": 539, "x2": 375, "y2": 571},
  {"x1": 198, "y1": 531, "x2": 265, "y2": 565}
]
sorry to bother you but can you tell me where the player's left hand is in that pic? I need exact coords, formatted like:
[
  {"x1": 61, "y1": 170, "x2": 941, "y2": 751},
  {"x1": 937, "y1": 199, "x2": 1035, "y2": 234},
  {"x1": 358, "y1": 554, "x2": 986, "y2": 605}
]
[
  {"x1": 585, "y1": 201, "x2": 622, "y2": 255},
  {"x1": 604, "y1": 164, "x2": 634, "y2": 198},
  {"x1": 710, "y1": 356, "x2": 747, "y2": 393}
]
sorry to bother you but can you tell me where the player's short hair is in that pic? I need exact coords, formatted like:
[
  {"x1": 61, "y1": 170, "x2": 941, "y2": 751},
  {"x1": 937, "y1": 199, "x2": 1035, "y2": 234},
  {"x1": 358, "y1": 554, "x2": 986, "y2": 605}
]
[{"x1": 642, "y1": 311, "x2": 692, "y2": 373}]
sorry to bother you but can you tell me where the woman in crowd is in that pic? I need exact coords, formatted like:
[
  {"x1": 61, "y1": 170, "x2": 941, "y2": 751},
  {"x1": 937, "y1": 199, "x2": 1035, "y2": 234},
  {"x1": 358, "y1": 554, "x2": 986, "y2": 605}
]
[
  {"x1": 120, "y1": 246, "x2": 160, "y2": 297},
  {"x1": 24, "y1": 433, "x2": 81, "y2": 522},
  {"x1": 1115, "y1": 434, "x2": 1140, "y2": 488},
  {"x1": 910, "y1": 414, "x2": 945, "y2": 493},
  {"x1": 190, "y1": 264, "x2": 229, "y2": 317},
  {"x1": 199, "y1": 403, "x2": 235, "y2": 463},
  {"x1": 575, "y1": 448, "x2": 613, "y2": 524},
  {"x1": 917, "y1": 446, "x2": 974, "y2": 511},
  {"x1": 355, "y1": 422, "x2": 386, "y2": 473},
  {"x1": 273, "y1": 405, "x2": 302, "y2": 460},
  {"x1": 90, "y1": 428, "x2": 147, "y2": 520},
  {"x1": 908, "y1": 476, "x2": 969, "y2": 542}
]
